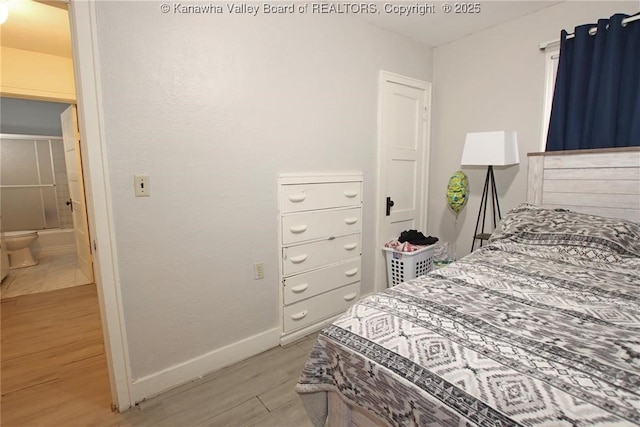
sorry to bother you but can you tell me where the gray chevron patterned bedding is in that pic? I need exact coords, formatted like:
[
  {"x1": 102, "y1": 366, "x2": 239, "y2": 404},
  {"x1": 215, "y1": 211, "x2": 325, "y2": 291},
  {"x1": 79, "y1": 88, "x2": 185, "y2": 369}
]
[{"x1": 296, "y1": 205, "x2": 640, "y2": 427}]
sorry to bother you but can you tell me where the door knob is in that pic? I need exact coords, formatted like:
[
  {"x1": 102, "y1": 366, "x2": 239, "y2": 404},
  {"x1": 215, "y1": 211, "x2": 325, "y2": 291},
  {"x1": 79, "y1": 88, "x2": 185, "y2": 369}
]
[
  {"x1": 66, "y1": 199, "x2": 74, "y2": 212},
  {"x1": 386, "y1": 197, "x2": 394, "y2": 216}
]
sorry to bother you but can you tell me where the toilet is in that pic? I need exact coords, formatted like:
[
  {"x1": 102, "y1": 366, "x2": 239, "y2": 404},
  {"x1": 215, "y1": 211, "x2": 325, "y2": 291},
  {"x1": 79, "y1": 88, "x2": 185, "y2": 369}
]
[{"x1": 2, "y1": 231, "x2": 39, "y2": 269}]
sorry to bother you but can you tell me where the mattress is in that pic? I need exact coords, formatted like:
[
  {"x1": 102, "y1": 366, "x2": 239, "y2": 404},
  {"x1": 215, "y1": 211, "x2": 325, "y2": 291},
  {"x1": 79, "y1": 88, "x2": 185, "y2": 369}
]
[{"x1": 296, "y1": 205, "x2": 640, "y2": 426}]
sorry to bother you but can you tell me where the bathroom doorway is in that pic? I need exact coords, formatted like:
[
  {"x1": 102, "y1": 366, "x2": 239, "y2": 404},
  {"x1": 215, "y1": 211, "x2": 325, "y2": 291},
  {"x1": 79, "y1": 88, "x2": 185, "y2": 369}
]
[
  {"x1": 0, "y1": 1, "x2": 114, "y2": 421},
  {"x1": 0, "y1": 130, "x2": 93, "y2": 299},
  {"x1": 0, "y1": 0, "x2": 94, "y2": 298}
]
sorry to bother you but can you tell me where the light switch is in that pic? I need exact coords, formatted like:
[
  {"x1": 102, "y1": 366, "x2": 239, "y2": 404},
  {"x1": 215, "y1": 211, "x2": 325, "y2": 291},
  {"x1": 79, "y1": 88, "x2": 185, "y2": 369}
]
[{"x1": 134, "y1": 174, "x2": 150, "y2": 197}]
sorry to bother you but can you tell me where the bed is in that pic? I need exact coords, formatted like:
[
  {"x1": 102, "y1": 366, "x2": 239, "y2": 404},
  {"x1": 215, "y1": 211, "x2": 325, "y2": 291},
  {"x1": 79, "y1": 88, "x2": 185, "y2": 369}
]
[{"x1": 295, "y1": 148, "x2": 640, "y2": 426}]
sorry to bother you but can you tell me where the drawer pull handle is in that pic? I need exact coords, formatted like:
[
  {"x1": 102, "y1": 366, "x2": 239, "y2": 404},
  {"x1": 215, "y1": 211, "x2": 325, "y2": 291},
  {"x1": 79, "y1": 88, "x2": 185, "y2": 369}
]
[
  {"x1": 288, "y1": 194, "x2": 306, "y2": 203},
  {"x1": 344, "y1": 217, "x2": 358, "y2": 225},
  {"x1": 291, "y1": 283, "x2": 309, "y2": 293},
  {"x1": 290, "y1": 254, "x2": 308, "y2": 264},
  {"x1": 289, "y1": 225, "x2": 307, "y2": 234},
  {"x1": 344, "y1": 268, "x2": 358, "y2": 277},
  {"x1": 344, "y1": 243, "x2": 357, "y2": 251},
  {"x1": 291, "y1": 311, "x2": 308, "y2": 321},
  {"x1": 343, "y1": 293, "x2": 357, "y2": 301},
  {"x1": 344, "y1": 191, "x2": 358, "y2": 198}
]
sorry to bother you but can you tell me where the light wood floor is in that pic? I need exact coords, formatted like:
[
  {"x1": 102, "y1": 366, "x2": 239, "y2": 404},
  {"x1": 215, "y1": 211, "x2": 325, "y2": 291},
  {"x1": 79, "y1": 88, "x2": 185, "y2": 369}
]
[{"x1": 1, "y1": 284, "x2": 317, "y2": 426}]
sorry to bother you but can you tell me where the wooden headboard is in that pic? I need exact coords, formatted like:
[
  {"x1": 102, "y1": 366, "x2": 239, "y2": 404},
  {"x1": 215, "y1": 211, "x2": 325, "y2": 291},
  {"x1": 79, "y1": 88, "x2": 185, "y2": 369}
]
[{"x1": 527, "y1": 147, "x2": 640, "y2": 223}]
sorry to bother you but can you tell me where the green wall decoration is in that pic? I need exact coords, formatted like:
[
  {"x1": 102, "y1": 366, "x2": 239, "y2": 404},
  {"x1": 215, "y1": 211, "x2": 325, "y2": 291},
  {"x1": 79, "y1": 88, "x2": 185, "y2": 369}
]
[{"x1": 446, "y1": 170, "x2": 469, "y2": 216}]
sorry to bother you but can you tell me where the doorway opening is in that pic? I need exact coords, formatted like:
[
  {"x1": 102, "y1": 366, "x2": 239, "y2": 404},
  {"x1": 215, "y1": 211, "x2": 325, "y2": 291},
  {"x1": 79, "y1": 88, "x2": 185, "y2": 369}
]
[
  {"x1": 0, "y1": 130, "x2": 93, "y2": 298},
  {"x1": 375, "y1": 71, "x2": 432, "y2": 292},
  {"x1": 0, "y1": 1, "x2": 118, "y2": 423}
]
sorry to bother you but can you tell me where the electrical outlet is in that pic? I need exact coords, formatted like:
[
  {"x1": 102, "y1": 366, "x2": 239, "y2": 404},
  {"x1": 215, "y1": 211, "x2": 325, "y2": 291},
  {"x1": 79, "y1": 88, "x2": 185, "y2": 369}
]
[
  {"x1": 134, "y1": 174, "x2": 150, "y2": 197},
  {"x1": 253, "y1": 262, "x2": 264, "y2": 280}
]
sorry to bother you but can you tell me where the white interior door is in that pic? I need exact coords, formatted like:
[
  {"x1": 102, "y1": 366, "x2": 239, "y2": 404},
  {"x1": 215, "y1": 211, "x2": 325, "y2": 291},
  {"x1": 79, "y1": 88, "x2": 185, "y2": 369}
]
[
  {"x1": 61, "y1": 105, "x2": 94, "y2": 282},
  {"x1": 375, "y1": 72, "x2": 431, "y2": 291}
]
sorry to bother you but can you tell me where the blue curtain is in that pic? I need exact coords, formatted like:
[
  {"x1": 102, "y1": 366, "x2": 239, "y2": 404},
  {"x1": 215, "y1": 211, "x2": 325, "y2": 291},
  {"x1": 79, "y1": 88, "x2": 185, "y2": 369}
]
[{"x1": 546, "y1": 13, "x2": 640, "y2": 151}]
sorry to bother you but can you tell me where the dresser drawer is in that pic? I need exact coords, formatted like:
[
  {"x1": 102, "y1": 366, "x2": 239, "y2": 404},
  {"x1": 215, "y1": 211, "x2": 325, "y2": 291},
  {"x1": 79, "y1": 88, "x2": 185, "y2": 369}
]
[
  {"x1": 283, "y1": 282, "x2": 360, "y2": 333},
  {"x1": 283, "y1": 258, "x2": 361, "y2": 305},
  {"x1": 282, "y1": 207, "x2": 361, "y2": 245},
  {"x1": 282, "y1": 234, "x2": 360, "y2": 276},
  {"x1": 280, "y1": 182, "x2": 361, "y2": 213}
]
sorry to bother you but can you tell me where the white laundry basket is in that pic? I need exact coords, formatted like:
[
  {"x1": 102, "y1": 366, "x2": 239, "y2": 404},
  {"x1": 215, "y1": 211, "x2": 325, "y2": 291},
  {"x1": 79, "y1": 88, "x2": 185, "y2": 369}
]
[{"x1": 383, "y1": 245, "x2": 435, "y2": 286}]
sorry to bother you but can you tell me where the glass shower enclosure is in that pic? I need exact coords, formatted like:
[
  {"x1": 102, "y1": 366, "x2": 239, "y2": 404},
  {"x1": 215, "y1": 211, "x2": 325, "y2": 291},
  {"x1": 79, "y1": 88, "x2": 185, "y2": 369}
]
[{"x1": 0, "y1": 134, "x2": 70, "y2": 232}]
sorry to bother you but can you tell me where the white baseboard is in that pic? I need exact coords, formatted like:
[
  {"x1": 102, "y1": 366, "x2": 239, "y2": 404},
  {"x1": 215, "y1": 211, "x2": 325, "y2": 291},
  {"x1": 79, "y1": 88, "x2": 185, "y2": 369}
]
[{"x1": 130, "y1": 327, "x2": 280, "y2": 404}]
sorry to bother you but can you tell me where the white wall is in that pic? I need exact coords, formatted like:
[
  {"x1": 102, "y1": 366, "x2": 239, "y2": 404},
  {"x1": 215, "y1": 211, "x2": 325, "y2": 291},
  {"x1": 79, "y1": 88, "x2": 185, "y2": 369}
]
[
  {"x1": 92, "y1": 2, "x2": 432, "y2": 397},
  {"x1": 0, "y1": 46, "x2": 76, "y2": 103},
  {"x1": 429, "y1": 1, "x2": 639, "y2": 259},
  {"x1": 0, "y1": 97, "x2": 69, "y2": 136}
]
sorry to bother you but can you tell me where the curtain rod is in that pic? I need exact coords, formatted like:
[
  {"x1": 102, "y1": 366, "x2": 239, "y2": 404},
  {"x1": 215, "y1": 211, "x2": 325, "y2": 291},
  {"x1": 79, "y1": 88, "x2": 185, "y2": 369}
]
[{"x1": 539, "y1": 14, "x2": 640, "y2": 50}]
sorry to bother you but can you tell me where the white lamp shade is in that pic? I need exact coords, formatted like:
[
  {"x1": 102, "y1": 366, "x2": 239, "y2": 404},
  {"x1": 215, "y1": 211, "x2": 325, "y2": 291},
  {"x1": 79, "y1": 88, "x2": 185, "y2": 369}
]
[{"x1": 461, "y1": 131, "x2": 519, "y2": 166}]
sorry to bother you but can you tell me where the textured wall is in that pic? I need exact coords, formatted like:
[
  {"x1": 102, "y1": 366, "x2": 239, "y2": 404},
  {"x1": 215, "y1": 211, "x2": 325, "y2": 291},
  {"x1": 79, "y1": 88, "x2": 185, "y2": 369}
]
[{"x1": 93, "y1": 2, "x2": 432, "y2": 379}]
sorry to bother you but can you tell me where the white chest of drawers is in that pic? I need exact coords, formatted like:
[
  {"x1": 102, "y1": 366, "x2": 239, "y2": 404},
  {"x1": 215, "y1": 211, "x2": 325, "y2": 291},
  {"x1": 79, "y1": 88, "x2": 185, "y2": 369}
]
[{"x1": 278, "y1": 173, "x2": 363, "y2": 344}]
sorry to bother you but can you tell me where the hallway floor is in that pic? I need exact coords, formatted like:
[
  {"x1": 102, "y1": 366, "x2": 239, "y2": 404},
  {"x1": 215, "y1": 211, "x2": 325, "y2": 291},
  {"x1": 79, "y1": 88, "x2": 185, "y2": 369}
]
[
  {"x1": 1, "y1": 283, "x2": 317, "y2": 426},
  {"x1": 1, "y1": 284, "x2": 113, "y2": 426},
  {"x1": 0, "y1": 253, "x2": 91, "y2": 299}
]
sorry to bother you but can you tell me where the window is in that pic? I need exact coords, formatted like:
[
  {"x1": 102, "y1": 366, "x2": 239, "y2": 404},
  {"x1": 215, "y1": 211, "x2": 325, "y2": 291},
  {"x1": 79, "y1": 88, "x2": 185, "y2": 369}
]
[{"x1": 541, "y1": 44, "x2": 560, "y2": 151}]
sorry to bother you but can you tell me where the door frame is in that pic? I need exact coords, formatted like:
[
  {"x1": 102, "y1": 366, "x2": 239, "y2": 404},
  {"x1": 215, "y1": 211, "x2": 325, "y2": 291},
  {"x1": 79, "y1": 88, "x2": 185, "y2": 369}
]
[
  {"x1": 68, "y1": 1, "x2": 133, "y2": 410},
  {"x1": 374, "y1": 71, "x2": 432, "y2": 293}
]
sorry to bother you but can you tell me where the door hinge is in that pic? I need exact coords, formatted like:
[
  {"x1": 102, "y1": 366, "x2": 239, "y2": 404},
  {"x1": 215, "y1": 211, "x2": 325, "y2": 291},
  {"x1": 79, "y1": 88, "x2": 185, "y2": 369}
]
[{"x1": 93, "y1": 240, "x2": 97, "y2": 253}]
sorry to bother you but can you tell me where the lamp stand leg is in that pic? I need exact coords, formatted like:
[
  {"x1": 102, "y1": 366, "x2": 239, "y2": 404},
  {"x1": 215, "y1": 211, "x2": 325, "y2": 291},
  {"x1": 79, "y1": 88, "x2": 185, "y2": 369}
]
[
  {"x1": 489, "y1": 166, "x2": 501, "y2": 229},
  {"x1": 471, "y1": 166, "x2": 491, "y2": 252}
]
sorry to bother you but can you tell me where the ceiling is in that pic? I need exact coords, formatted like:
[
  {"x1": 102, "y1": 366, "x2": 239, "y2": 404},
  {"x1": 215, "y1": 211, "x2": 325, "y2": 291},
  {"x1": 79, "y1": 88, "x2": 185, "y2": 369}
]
[
  {"x1": 361, "y1": 1, "x2": 563, "y2": 46},
  {"x1": 0, "y1": 0, "x2": 562, "y2": 59}
]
